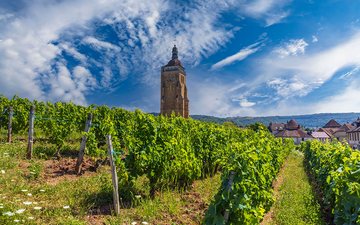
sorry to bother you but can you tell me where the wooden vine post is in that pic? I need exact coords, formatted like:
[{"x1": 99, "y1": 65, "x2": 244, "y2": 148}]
[
  {"x1": 75, "y1": 113, "x2": 92, "y2": 174},
  {"x1": 106, "y1": 135, "x2": 120, "y2": 216},
  {"x1": 223, "y1": 171, "x2": 235, "y2": 222},
  {"x1": 26, "y1": 105, "x2": 35, "y2": 159},
  {"x1": 7, "y1": 106, "x2": 13, "y2": 143}
]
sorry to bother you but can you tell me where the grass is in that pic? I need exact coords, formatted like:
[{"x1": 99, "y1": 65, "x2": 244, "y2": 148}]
[
  {"x1": 264, "y1": 151, "x2": 324, "y2": 225},
  {"x1": 0, "y1": 141, "x2": 221, "y2": 224}
]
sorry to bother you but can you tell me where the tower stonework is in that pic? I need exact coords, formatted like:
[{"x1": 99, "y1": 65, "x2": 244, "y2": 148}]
[{"x1": 160, "y1": 45, "x2": 189, "y2": 118}]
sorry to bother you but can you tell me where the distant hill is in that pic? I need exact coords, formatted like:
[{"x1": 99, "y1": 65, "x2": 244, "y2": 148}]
[{"x1": 191, "y1": 113, "x2": 360, "y2": 128}]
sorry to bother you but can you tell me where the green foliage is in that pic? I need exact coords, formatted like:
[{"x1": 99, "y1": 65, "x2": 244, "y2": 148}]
[
  {"x1": 35, "y1": 101, "x2": 86, "y2": 155},
  {"x1": 300, "y1": 140, "x2": 360, "y2": 224},
  {"x1": 0, "y1": 95, "x2": 10, "y2": 128},
  {"x1": 204, "y1": 128, "x2": 294, "y2": 224},
  {"x1": 246, "y1": 122, "x2": 268, "y2": 132},
  {"x1": 0, "y1": 95, "x2": 32, "y2": 134},
  {"x1": 0, "y1": 95, "x2": 297, "y2": 223}
]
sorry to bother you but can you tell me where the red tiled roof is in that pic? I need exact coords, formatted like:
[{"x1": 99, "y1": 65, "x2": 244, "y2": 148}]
[
  {"x1": 348, "y1": 126, "x2": 360, "y2": 133},
  {"x1": 339, "y1": 123, "x2": 355, "y2": 132},
  {"x1": 311, "y1": 132, "x2": 330, "y2": 139},
  {"x1": 318, "y1": 128, "x2": 336, "y2": 137},
  {"x1": 275, "y1": 129, "x2": 311, "y2": 138},
  {"x1": 323, "y1": 119, "x2": 341, "y2": 128}
]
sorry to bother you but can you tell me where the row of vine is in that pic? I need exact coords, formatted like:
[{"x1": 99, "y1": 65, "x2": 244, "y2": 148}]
[
  {"x1": 300, "y1": 140, "x2": 360, "y2": 224},
  {"x1": 0, "y1": 95, "x2": 295, "y2": 224}
]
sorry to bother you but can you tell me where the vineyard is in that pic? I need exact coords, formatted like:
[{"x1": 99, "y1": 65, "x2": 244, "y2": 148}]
[
  {"x1": 0, "y1": 95, "x2": 359, "y2": 224},
  {"x1": 301, "y1": 140, "x2": 360, "y2": 225}
]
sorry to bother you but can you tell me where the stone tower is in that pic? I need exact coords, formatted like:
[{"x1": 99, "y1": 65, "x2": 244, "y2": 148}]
[{"x1": 160, "y1": 45, "x2": 189, "y2": 118}]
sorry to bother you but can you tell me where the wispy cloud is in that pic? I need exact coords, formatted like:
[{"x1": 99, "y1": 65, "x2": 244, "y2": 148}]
[
  {"x1": 83, "y1": 36, "x2": 120, "y2": 51},
  {"x1": 0, "y1": 0, "x2": 292, "y2": 108},
  {"x1": 267, "y1": 77, "x2": 315, "y2": 98},
  {"x1": 264, "y1": 11, "x2": 290, "y2": 27},
  {"x1": 238, "y1": 98, "x2": 256, "y2": 107},
  {"x1": 211, "y1": 41, "x2": 263, "y2": 70},
  {"x1": 339, "y1": 67, "x2": 360, "y2": 80},
  {"x1": 260, "y1": 78, "x2": 360, "y2": 116},
  {"x1": 0, "y1": 0, "x2": 235, "y2": 103},
  {"x1": 274, "y1": 39, "x2": 308, "y2": 58},
  {"x1": 239, "y1": 0, "x2": 291, "y2": 26},
  {"x1": 240, "y1": 32, "x2": 360, "y2": 115},
  {"x1": 267, "y1": 32, "x2": 360, "y2": 82},
  {"x1": 313, "y1": 79, "x2": 360, "y2": 113},
  {"x1": 312, "y1": 35, "x2": 318, "y2": 43}
]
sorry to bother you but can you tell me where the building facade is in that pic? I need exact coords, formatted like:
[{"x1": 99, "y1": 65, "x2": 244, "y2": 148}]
[
  {"x1": 311, "y1": 131, "x2": 330, "y2": 142},
  {"x1": 275, "y1": 119, "x2": 312, "y2": 145},
  {"x1": 268, "y1": 122, "x2": 285, "y2": 135},
  {"x1": 347, "y1": 118, "x2": 360, "y2": 149},
  {"x1": 160, "y1": 45, "x2": 189, "y2": 118}
]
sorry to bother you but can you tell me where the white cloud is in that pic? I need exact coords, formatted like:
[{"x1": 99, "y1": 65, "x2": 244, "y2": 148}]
[
  {"x1": 238, "y1": 98, "x2": 256, "y2": 107},
  {"x1": 59, "y1": 43, "x2": 87, "y2": 63},
  {"x1": 265, "y1": 11, "x2": 290, "y2": 27},
  {"x1": 188, "y1": 77, "x2": 257, "y2": 117},
  {"x1": 0, "y1": 0, "x2": 291, "y2": 108},
  {"x1": 313, "y1": 81, "x2": 360, "y2": 113},
  {"x1": 312, "y1": 35, "x2": 318, "y2": 43},
  {"x1": 47, "y1": 65, "x2": 97, "y2": 104},
  {"x1": 0, "y1": 0, "x2": 242, "y2": 102},
  {"x1": 0, "y1": 13, "x2": 13, "y2": 21},
  {"x1": 211, "y1": 42, "x2": 263, "y2": 70},
  {"x1": 266, "y1": 32, "x2": 360, "y2": 82},
  {"x1": 240, "y1": 0, "x2": 291, "y2": 26},
  {"x1": 259, "y1": 79, "x2": 360, "y2": 116},
  {"x1": 267, "y1": 77, "x2": 317, "y2": 98},
  {"x1": 0, "y1": 0, "x2": 125, "y2": 103},
  {"x1": 241, "y1": 32, "x2": 360, "y2": 116},
  {"x1": 274, "y1": 39, "x2": 308, "y2": 58},
  {"x1": 83, "y1": 36, "x2": 120, "y2": 51}
]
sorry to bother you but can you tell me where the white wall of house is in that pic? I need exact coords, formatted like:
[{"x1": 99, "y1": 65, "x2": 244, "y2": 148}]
[
  {"x1": 334, "y1": 131, "x2": 347, "y2": 141},
  {"x1": 347, "y1": 132, "x2": 360, "y2": 149},
  {"x1": 315, "y1": 137, "x2": 330, "y2": 142}
]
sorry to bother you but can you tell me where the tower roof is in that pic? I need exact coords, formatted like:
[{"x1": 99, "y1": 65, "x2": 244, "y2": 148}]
[
  {"x1": 166, "y1": 45, "x2": 183, "y2": 67},
  {"x1": 286, "y1": 119, "x2": 299, "y2": 130},
  {"x1": 323, "y1": 119, "x2": 341, "y2": 128}
]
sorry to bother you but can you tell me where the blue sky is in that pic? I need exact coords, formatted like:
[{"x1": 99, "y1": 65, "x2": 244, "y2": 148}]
[{"x1": 0, "y1": 0, "x2": 360, "y2": 117}]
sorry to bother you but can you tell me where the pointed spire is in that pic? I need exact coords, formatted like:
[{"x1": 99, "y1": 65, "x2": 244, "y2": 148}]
[{"x1": 172, "y1": 45, "x2": 178, "y2": 60}]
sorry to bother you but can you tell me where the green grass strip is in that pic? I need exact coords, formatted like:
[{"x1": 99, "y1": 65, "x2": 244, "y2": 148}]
[{"x1": 267, "y1": 151, "x2": 324, "y2": 225}]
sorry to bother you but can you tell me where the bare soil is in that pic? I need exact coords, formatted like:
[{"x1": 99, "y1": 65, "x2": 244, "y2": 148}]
[{"x1": 43, "y1": 157, "x2": 99, "y2": 185}]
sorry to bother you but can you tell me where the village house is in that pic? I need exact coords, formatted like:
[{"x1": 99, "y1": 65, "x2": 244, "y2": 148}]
[
  {"x1": 268, "y1": 122, "x2": 285, "y2": 135},
  {"x1": 311, "y1": 131, "x2": 330, "y2": 142},
  {"x1": 347, "y1": 118, "x2": 360, "y2": 149},
  {"x1": 274, "y1": 119, "x2": 312, "y2": 145},
  {"x1": 318, "y1": 119, "x2": 354, "y2": 141}
]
